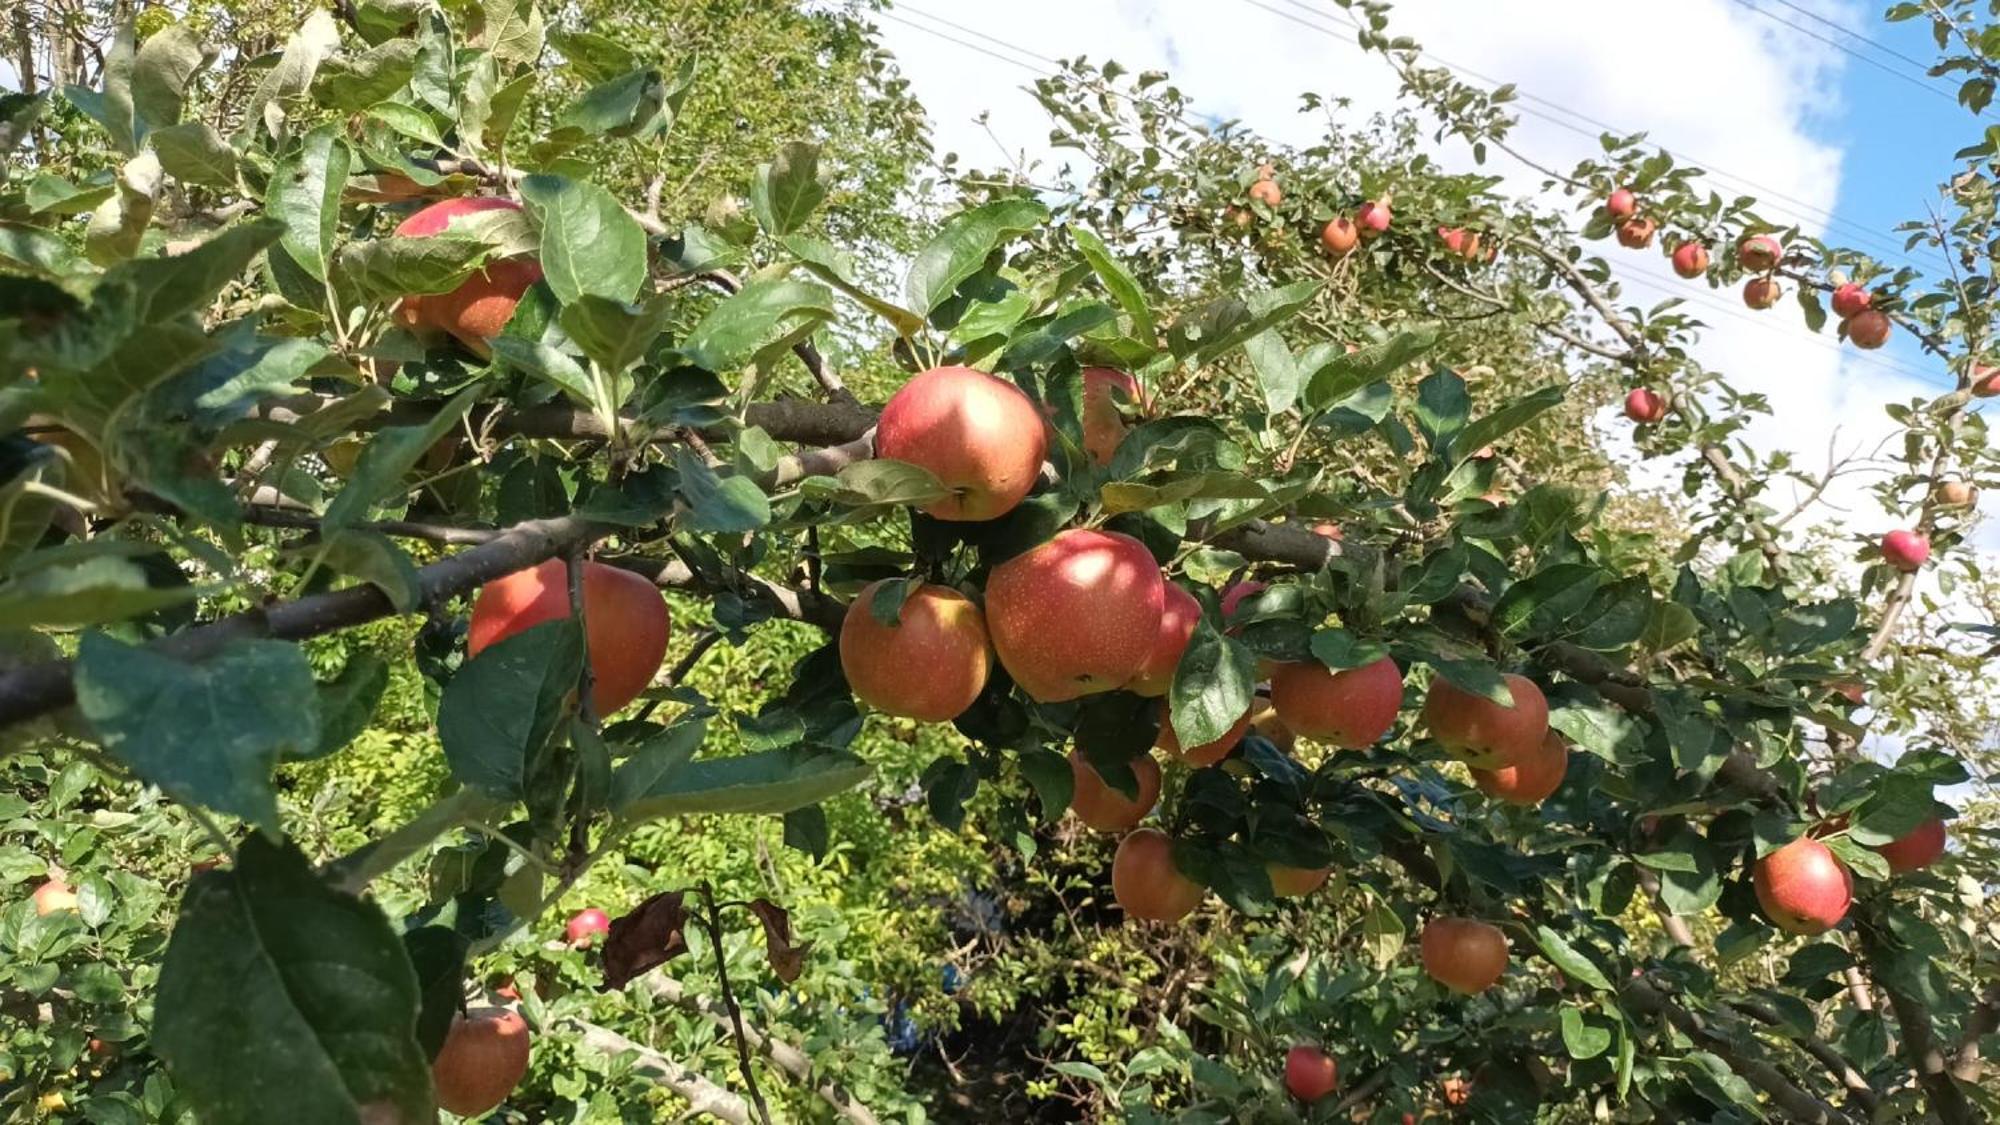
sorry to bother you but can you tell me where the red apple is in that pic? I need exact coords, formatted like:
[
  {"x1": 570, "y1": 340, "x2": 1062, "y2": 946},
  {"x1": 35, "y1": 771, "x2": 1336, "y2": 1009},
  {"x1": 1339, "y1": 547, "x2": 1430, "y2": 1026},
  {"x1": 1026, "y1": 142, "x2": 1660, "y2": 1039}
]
[
  {"x1": 1830, "y1": 680, "x2": 1866, "y2": 706},
  {"x1": 876, "y1": 365, "x2": 1049, "y2": 521},
  {"x1": 1624, "y1": 387, "x2": 1667, "y2": 424},
  {"x1": 1671, "y1": 241, "x2": 1710, "y2": 279},
  {"x1": 32, "y1": 879, "x2": 77, "y2": 916},
  {"x1": 1126, "y1": 583, "x2": 1202, "y2": 698},
  {"x1": 1357, "y1": 199, "x2": 1392, "y2": 236},
  {"x1": 1268, "y1": 656, "x2": 1402, "y2": 749},
  {"x1": 1420, "y1": 917, "x2": 1509, "y2": 994},
  {"x1": 1875, "y1": 818, "x2": 1946, "y2": 873},
  {"x1": 393, "y1": 198, "x2": 543, "y2": 357},
  {"x1": 468, "y1": 560, "x2": 671, "y2": 717},
  {"x1": 985, "y1": 529, "x2": 1166, "y2": 702},
  {"x1": 1737, "y1": 234, "x2": 1783, "y2": 271},
  {"x1": 1753, "y1": 836, "x2": 1852, "y2": 935},
  {"x1": 1881, "y1": 529, "x2": 1930, "y2": 572},
  {"x1": 1157, "y1": 700, "x2": 1254, "y2": 768},
  {"x1": 1249, "y1": 178, "x2": 1282, "y2": 207},
  {"x1": 1311, "y1": 521, "x2": 1342, "y2": 541},
  {"x1": 1603, "y1": 188, "x2": 1637, "y2": 221},
  {"x1": 1068, "y1": 750, "x2": 1161, "y2": 832},
  {"x1": 1421, "y1": 673, "x2": 1549, "y2": 769},
  {"x1": 1845, "y1": 308, "x2": 1891, "y2": 350},
  {"x1": 1112, "y1": 827, "x2": 1205, "y2": 922},
  {"x1": 432, "y1": 1007, "x2": 532, "y2": 1117},
  {"x1": 1471, "y1": 730, "x2": 1569, "y2": 805},
  {"x1": 1220, "y1": 579, "x2": 1268, "y2": 624},
  {"x1": 1743, "y1": 276, "x2": 1784, "y2": 309},
  {"x1": 1972, "y1": 365, "x2": 2000, "y2": 397},
  {"x1": 839, "y1": 580, "x2": 991, "y2": 722},
  {"x1": 1615, "y1": 217, "x2": 1657, "y2": 250},
  {"x1": 1081, "y1": 367, "x2": 1143, "y2": 467},
  {"x1": 1831, "y1": 283, "x2": 1874, "y2": 319},
  {"x1": 1284, "y1": 1045, "x2": 1340, "y2": 1102},
  {"x1": 1268, "y1": 864, "x2": 1332, "y2": 898},
  {"x1": 565, "y1": 908, "x2": 610, "y2": 945},
  {"x1": 1320, "y1": 217, "x2": 1359, "y2": 256}
]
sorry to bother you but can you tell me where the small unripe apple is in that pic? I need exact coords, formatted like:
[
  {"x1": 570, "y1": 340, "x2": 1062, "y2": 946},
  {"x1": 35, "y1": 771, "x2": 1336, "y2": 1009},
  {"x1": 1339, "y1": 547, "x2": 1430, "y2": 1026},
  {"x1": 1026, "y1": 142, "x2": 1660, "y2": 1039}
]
[
  {"x1": 1875, "y1": 818, "x2": 1947, "y2": 873},
  {"x1": 840, "y1": 581, "x2": 992, "y2": 722},
  {"x1": 1225, "y1": 205, "x2": 1254, "y2": 230},
  {"x1": 1320, "y1": 217, "x2": 1359, "y2": 256},
  {"x1": 1743, "y1": 276, "x2": 1784, "y2": 309},
  {"x1": 1268, "y1": 864, "x2": 1332, "y2": 898},
  {"x1": 1421, "y1": 673, "x2": 1549, "y2": 769},
  {"x1": 1068, "y1": 750, "x2": 1161, "y2": 833},
  {"x1": 986, "y1": 530, "x2": 1166, "y2": 702},
  {"x1": 1880, "y1": 529, "x2": 1930, "y2": 572},
  {"x1": 1831, "y1": 282, "x2": 1873, "y2": 319},
  {"x1": 33, "y1": 879, "x2": 78, "y2": 916},
  {"x1": 1357, "y1": 199, "x2": 1392, "y2": 236},
  {"x1": 1248, "y1": 178, "x2": 1282, "y2": 207},
  {"x1": 1471, "y1": 730, "x2": 1569, "y2": 805},
  {"x1": 1284, "y1": 1044, "x2": 1340, "y2": 1102},
  {"x1": 1420, "y1": 917, "x2": 1509, "y2": 994},
  {"x1": 1738, "y1": 234, "x2": 1783, "y2": 271},
  {"x1": 1845, "y1": 308, "x2": 1891, "y2": 350},
  {"x1": 1623, "y1": 387, "x2": 1667, "y2": 424},
  {"x1": 432, "y1": 1007, "x2": 532, "y2": 1117},
  {"x1": 1603, "y1": 188, "x2": 1637, "y2": 221},
  {"x1": 469, "y1": 560, "x2": 671, "y2": 718},
  {"x1": 1753, "y1": 836, "x2": 1852, "y2": 935},
  {"x1": 1972, "y1": 365, "x2": 2000, "y2": 397},
  {"x1": 1268, "y1": 656, "x2": 1402, "y2": 749},
  {"x1": 565, "y1": 908, "x2": 610, "y2": 945},
  {"x1": 876, "y1": 365, "x2": 1049, "y2": 521},
  {"x1": 1112, "y1": 827, "x2": 1205, "y2": 922},
  {"x1": 1671, "y1": 241, "x2": 1710, "y2": 278},
  {"x1": 1126, "y1": 583, "x2": 1201, "y2": 698},
  {"x1": 1936, "y1": 480, "x2": 1978, "y2": 508},
  {"x1": 1615, "y1": 217, "x2": 1656, "y2": 249},
  {"x1": 1157, "y1": 701, "x2": 1254, "y2": 767}
]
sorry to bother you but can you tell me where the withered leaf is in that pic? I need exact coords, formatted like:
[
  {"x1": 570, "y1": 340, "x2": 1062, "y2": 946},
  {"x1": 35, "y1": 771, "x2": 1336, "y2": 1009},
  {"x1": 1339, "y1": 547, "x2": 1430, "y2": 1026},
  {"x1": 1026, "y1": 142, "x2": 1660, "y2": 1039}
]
[
  {"x1": 746, "y1": 898, "x2": 812, "y2": 984},
  {"x1": 599, "y1": 890, "x2": 690, "y2": 990}
]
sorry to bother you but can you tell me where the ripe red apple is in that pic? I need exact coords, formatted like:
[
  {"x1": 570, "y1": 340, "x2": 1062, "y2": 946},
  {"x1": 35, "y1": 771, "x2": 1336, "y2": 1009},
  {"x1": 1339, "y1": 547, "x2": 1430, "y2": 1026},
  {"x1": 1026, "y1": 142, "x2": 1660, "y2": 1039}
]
[
  {"x1": 1081, "y1": 367, "x2": 1143, "y2": 467},
  {"x1": 468, "y1": 560, "x2": 671, "y2": 717},
  {"x1": 1157, "y1": 700, "x2": 1254, "y2": 767},
  {"x1": 1671, "y1": 241, "x2": 1711, "y2": 278},
  {"x1": 393, "y1": 198, "x2": 543, "y2": 357},
  {"x1": 876, "y1": 365, "x2": 1049, "y2": 521},
  {"x1": 32, "y1": 879, "x2": 77, "y2": 916},
  {"x1": 1880, "y1": 529, "x2": 1930, "y2": 572},
  {"x1": 1471, "y1": 730, "x2": 1569, "y2": 805},
  {"x1": 1421, "y1": 673, "x2": 1549, "y2": 769},
  {"x1": 1268, "y1": 656, "x2": 1402, "y2": 749},
  {"x1": 1220, "y1": 579, "x2": 1268, "y2": 623},
  {"x1": 1737, "y1": 234, "x2": 1783, "y2": 271},
  {"x1": 1320, "y1": 216, "x2": 1360, "y2": 257},
  {"x1": 1311, "y1": 521, "x2": 1342, "y2": 541},
  {"x1": 1831, "y1": 283, "x2": 1873, "y2": 319},
  {"x1": 1268, "y1": 864, "x2": 1332, "y2": 898},
  {"x1": 1753, "y1": 836, "x2": 1852, "y2": 935},
  {"x1": 1624, "y1": 387, "x2": 1667, "y2": 424},
  {"x1": 1284, "y1": 1045, "x2": 1340, "y2": 1102},
  {"x1": 1875, "y1": 818, "x2": 1947, "y2": 873},
  {"x1": 1972, "y1": 365, "x2": 2000, "y2": 397},
  {"x1": 1249, "y1": 178, "x2": 1282, "y2": 207},
  {"x1": 1846, "y1": 308, "x2": 1891, "y2": 350},
  {"x1": 1420, "y1": 917, "x2": 1509, "y2": 994},
  {"x1": 432, "y1": 1007, "x2": 532, "y2": 1117},
  {"x1": 1743, "y1": 276, "x2": 1784, "y2": 309},
  {"x1": 839, "y1": 581, "x2": 991, "y2": 722},
  {"x1": 1615, "y1": 217, "x2": 1656, "y2": 250},
  {"x1": 986, "y1": 529, "x2": 1166, "y2": 702},
  {"x1": 1438, "y1": 226, "x2": 1492, "y2": 262},
  {"x1": 1937, "y1": 480, "x2": 1978, "y2": 508},
  {"x1": 1112, "y1": 827, "x2": 1205, "y2": 922},
  {"x1": 565, "y1": 908, "x2": 610, "y2": 945},
  {"x1": 1069, "y1": 750, "x2": 1161, "y2": 832},
  {"x1": 1603, "y1": 188, "x2": 1637, "y2": 221},
  {"x1": 1357, "y1": 199, "x2": 1392, "y2": 236},
  {"x1": 1831, "y1": 680, "x2": 1866, "y2": 706},
  {"x1": 1126, "y1": 583, "x2": 1201, "y2": 698}
]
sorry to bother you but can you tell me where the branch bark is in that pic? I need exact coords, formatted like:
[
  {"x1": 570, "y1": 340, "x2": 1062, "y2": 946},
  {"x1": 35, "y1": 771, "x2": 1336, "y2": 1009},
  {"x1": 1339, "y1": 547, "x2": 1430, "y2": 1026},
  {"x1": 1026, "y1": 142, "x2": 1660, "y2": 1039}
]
[
  {"x1": 565, "y1": 1017, "x2": 752, "y2": 1123},
  {"x1": 1619, "y1": 977, "x2": 1856, "y2": 1124},
  {"x1": 645, "y1": 974, "x2": 879, "y2": 1125}
]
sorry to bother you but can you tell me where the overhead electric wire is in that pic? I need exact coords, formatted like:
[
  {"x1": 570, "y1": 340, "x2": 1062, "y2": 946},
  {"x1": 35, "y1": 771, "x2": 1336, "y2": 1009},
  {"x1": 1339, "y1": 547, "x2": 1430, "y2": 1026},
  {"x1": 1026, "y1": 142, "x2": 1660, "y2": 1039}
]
[
  {"x1": 1764, "y1": 0, "x2": 1949, "y2": 77},
  {"x1": 1733, "y1": 0, "x2": 1972, "y2": 111}
]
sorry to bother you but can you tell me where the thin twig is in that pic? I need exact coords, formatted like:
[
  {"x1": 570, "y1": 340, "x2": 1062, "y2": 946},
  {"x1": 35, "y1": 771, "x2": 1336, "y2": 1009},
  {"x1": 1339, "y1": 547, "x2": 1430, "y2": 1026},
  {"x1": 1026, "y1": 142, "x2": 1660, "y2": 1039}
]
[{"x1": 697, "y1": 882, "x2": 774, "y2": 1125}]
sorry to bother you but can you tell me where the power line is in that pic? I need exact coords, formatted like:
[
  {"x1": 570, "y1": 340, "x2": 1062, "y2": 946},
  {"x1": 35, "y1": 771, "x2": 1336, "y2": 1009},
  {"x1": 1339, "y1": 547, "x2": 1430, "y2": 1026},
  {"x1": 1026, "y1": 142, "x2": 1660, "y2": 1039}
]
[
  {"x1": 1734, "y1": 0, "x2": 1970, "y2": 111},
  {"x1": 1763, "y1": 0, "x2": 1945, "y2": 77},
  {"x1": 1252, "y1": 0, "x2": 1950, "y2": 274}
]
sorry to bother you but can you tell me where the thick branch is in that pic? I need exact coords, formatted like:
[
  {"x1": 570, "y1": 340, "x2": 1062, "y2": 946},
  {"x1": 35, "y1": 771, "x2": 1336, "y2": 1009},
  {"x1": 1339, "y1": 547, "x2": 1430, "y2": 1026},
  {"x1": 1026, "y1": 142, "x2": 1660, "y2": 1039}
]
[
  {"x1": 1952, "y1": 985, "x2": 2000, "y2": 1083},
  {"x1": 646, "y1": 974, "x2": 879, "y2": 1125},
  {"x1": 1856, "y1": 909, "x2": 1979, "y2": 1125},
  {"x1": 565, "y1": 1017, "x2": 751, "y2": 1123},
  {"x1": 1620, "y1": 978, "x2": 1854, "y2": 1124},
  {"x1": 1727, "y1": 998, "x2": 1880, "y2": 1114}
]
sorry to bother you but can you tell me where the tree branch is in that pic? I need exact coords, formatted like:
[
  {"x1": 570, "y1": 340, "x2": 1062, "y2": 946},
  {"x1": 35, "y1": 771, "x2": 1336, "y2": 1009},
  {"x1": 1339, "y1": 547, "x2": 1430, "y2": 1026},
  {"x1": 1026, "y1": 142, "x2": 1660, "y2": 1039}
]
[
  {"x1": 1856, "y1": 906, "x2": 1979, "y2": 1125},
  {"x1": 1619, "y1": 977, "x2": 1856, "y2": 1124},
  {"x1": 564, "y1": 1016, "x2": 752, "y2": 1123},
  {"x1": 1726, "y1": 998, "x2": 1880, "y2": 1114},
  {"x1": 645, "y1": 974, "x2": 879, "y2": 1125}
]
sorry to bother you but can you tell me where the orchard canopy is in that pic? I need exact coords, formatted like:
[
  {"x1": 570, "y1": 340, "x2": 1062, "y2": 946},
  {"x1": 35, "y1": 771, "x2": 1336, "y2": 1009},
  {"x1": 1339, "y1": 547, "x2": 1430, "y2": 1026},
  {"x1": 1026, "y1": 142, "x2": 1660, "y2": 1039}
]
[{"x1": 6, "y1": 0, "x2": 2000, "y2": 1121}]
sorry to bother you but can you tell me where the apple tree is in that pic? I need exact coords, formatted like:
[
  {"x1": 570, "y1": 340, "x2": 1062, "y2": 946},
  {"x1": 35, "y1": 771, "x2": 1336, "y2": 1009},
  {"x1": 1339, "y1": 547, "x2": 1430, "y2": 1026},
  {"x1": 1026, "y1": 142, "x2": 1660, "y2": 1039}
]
[{"x1": 0, "y1": 0, "x2": 1997, "y2": 1121}]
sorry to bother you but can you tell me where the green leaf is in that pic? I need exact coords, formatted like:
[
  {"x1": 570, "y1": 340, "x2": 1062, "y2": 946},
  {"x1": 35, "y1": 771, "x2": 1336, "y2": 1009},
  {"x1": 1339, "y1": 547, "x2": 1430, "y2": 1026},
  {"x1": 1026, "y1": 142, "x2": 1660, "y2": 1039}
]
[
  {"x1": 1773, "y1": 599, "x2": 1860, "y2": 655},
  {"x1": 1245, "y1": 329, "x2": 1302, "y2": 415},
  {"x1": 782, "y1": 234, "x2": 923, "y2": 336},
  {"x1": 1569, "y1": 577, "x2": 1653, "y2": 651},
  {"x1": 0, "y1": 556, "x2": 198, "y2": 630},
  {"x1": 309, "y1": 653, "x2": 390, "y2": 761},
  {"x1": 132, "y1": 24, "x2": 204, "y2": 136},
  {"x1": 678, "y1": 276, "x2": 834, "y2": 373},
  {"x1": 313, "y1": 529, "x2": 422, "y2": 611},
  {"x1": 1454, "y1": 384, "x2": 1566, "y2": 465},
  {"x1": 751, "y1": 141, "x2": 827, "y2": 237},
  {"x1": 1561, "y1": 1006, "x2": 1614, "y2": 1059},
  {"x1": 74, "y1": 634, "x2": 318, "y2": 834},
  {"x1": 1414, "y1": 366, "x2": 1470, "y2": 452},
  {"x1": 268, "y1": 126, "x2": 351, "y2": 283},
  {"x1": 1657, "y1": 692, "x2": 1729, "y2": 777},
  {"x1": 614, "y1": 748, "x2": 872, "y2": 821},
  {"x1": 1016, "y1": 747, "x2": 1074, "y2": 821},
  {"x1": 85, "y1": 151, "x2": 162, "y2": 265},
  {"x1": 1649, "y1": 825, "x2": 1723, "y2": 915},
  {"x1": 333, "y1": 233, "x2": 495, "y2": 304},
  {"x1": 906, "y1": 197, "x2": 1049, "y2": 316},
  {"x1": 1641, "y1": 600, "x2": 1699, "y2": 654},
  {"x1": 562, "y1": 62, "x2": 691, "y2": 140},
  {"x1": 109, "y1": 219, "x2": 285, "y2": 327},
  {"x1": 363, "y1": 101, "x2": 444, "y2": 147},
  {"x1": 64, "y1": 26, "x2": 138, "y2": 153},
  {"x1": 401, "y1": 926, "x2": 468, "y2": 1062},
  {"x1": 1300, "y1": 324, "x2": 1441, "y2": 414},
  {"x1": 1425, "y1": 658, "x2": 1510, "y2": 705},
  {"x1": 608, "y1": 715, "x2": 709, "y2": 815},
  {"x1": 150, "y1": 121, "x2": 239, "y2": 189},
  {"x1": 1492, "y1": 564, "x2": 1604, "y2": 639},
  {"x1": 518, "y1": 173, "x2": 647, "y2": 304},
  {"x1": 676, "y1": 448, "x2": 771, "y2": 534},
  {"x1": 320, "y1": 384, "x2": 481, "y2": 534},
  {"x1": 1168, "y1": 279, "x2": 1318, "y2": 366},
  {"x1": 155, "y1": 835, "x2": 433, "y2": 1123},
  {"x1": 235, "y1": 11, "x2": 342, "y2": 143},
  {"x1": 1169, "y1": 617, "x2": 1255, "y2": 750},
  {"x1": 560, "y1": 292, "x2": 672, "y2": 375},
  {"x1": 311, "y1": 40, "x2": 420, "y2": 111},
  {"x1": 1069, "y1": 225, "x2": 1155, "y2": 346},
  {"x1": 798, "y1": 459, "x2": 951, "y2": 510},
  {"x1": 1361, "y1": 896, "x2": 1405, "y2": 968},
  {"x1": 437, "y1": 618, "x2": 585, "y2": 799},
  {"x1": 489, "y1": 337, "x2": 595, "y2": 406},
  {"x1": 26, "y1": 173, "x2": 114, "y2": 216},
  {"x1": 1532, "y1": 926, "x2": 1614, "y2": 991},
  {"x1": 1309, "y1": 629, "x2": 1391, "y2": 671}
]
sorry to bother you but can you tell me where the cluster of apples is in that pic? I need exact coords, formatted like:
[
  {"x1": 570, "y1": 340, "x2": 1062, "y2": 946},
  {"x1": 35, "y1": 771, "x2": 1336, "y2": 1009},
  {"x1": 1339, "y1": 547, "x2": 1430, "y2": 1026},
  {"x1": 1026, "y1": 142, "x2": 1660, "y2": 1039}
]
[
  {"x1": 1829, "y1": 275, "x2": 1892, "y2": 350},
  {"x1": 1318, "y1": 198, "x2": 1393, "y2": 257},
  {"x1": 1752, "y1": 815, "x2": 1949, "y2": 936}
]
